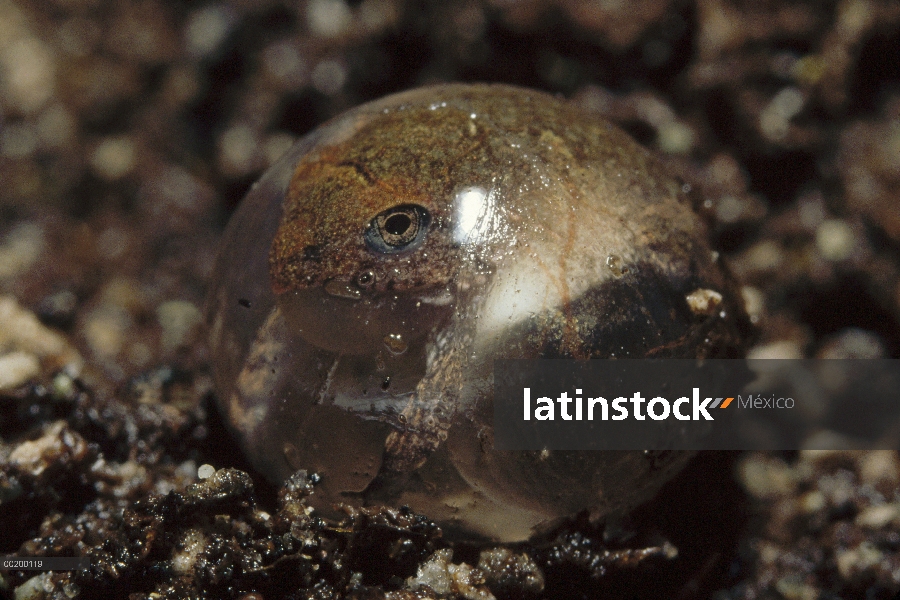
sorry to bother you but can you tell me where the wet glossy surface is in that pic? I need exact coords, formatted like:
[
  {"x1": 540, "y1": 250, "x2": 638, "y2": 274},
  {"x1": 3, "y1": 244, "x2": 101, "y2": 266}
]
[{"x1": 207, "y1": 84, "x2": 748, "y2": 542}]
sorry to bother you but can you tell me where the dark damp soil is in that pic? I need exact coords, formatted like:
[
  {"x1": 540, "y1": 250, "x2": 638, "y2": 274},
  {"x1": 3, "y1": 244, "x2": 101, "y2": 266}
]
[{"x1": 1, "y1": 1, "x2": 899, "y2": 598}]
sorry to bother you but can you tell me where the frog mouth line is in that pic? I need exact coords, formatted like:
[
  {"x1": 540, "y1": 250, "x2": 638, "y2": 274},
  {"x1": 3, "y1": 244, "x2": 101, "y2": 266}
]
[{"x1": 323, "y1": 277, "x2": 365, "y2": 300}]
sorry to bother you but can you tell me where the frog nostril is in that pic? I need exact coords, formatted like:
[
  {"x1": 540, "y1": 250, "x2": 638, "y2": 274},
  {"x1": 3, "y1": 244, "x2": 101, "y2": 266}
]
[
  {"x1": 355, "y1": 270, "x2": 375, "y2": 289},
  {"x1": 302, "y1": 245, "x2": 321, "y2": 261}
]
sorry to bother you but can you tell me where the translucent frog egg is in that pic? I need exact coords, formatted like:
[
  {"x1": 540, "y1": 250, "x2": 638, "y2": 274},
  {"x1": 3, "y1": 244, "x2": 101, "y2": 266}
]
[{"x1": 206, "y1": 84, "x2": 747, "y2": 542}]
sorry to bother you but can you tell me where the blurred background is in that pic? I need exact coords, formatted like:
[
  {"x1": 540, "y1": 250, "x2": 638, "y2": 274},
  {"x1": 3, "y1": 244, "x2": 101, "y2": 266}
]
[
  {"x1": 1, "y1": 0, "x2": 899, "y2": 598},
  {"x1": 2, "y1": 0, "x2": 900, "y2": 372}
]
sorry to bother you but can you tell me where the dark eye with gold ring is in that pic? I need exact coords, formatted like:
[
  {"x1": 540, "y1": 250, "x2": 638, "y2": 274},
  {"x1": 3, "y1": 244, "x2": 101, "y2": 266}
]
[{"x1": 364, "y1": 205, "x2": 430, "y2": 254}]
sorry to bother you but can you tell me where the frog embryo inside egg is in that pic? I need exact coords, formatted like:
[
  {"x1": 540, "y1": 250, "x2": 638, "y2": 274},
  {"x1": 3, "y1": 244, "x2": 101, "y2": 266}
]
[{"x1": 206, "y1": 83, "x2": 748, "y2": 542}]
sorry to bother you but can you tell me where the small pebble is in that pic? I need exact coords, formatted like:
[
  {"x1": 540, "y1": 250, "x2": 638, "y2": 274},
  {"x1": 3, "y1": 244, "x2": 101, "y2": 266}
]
[
  {"x1": 816, "y1": 219, "x2": 855, "y2": 261},
  {"x1": 0, "y1": 295, "x2": 81, "y2": 370},
  {"x1": 217, "y1": 125, "x2": 260, "y2": 176},
  {"x1": 858, "y1": 451, "x2": 900, "y2": 486},
  {"x1": 743, "y1": 239, "x2": 784, "y2": 272},
  {"x1": 0, "y1": 36, "x2": 56, "y2": 114},
  {"x1": 855, "y1": 504, "x2": 899, "y2": 529},
  {"x1": 83, "y1": 304, "x2": 132, "y2": 359},
  {"x1": 156, "y1": 300, "x2": 202, "y2": 352},
  {"x1": 741, "y1": 286, "x2": 764, "y2": 323},
  {"x1": 407, "y1": 549, "x2": 454, "y2": 595},
  {"x1": 9, "y1": 421, "x2": 89, "y2": 477},
  {"x1": 835, "y1": 542, "x2": 883, "y2": 579},
  {"x1": 263, "y1": 42, "x2": 306, "y2": 88},
  {"x1": 50, "y1": 372, "x2": 75, "y2": 399},
  {"x1": 657, "y1": 121, "x2": 694, "y2": 155},
  {"x1": 738, "y1": 454, "x2": 797, "y2": 499},
  {"x1": 818, "y1": 328, "x2": 884, "y2": 359},
  {"x1": 478, "y1": 548, "x2": 544, "y2": 594},
  {"x1": 185, "y1": 5, "x2": 235, "y2": 59},
  {"x1": 13, "y1": 573, "x2": 53, "y2": 600},
  {"x1": 760, "y1": 87, "x2": 805, "y2": 141},
  {"x1": 171, "y1": 529, "x2": 208, "y2": 574},
  {"x1": 307, "y1": 0, "x2": 352, "y2": 37},
  {"x1": 747, "y1": 340, "x2": 804, "y2": 360},
  {"x1": 775, "y1": 574, "x2": 818, "y2": 600},
  {"x1": 685, "y1": 288, "x2": 723, "y2": 316},
  {"x1": 0, "y1": 222, "x2": 46, "y2": 280},
  {"x1": 793, "y1": 54, "x2": 827, "y2": 85},
  {"x1": 407, "y1": 549, "x2": 494, "y2": 600},
  {"x1": 0, "y1": 351, "x2": 40, "y2": 390},
  {"x1": 715, "y1": 194, "x2": 745, "y2": 223},
  {"x1": 799, "y1": 490, "x2": 826, "y2": 513},
  {"x1": 90, "y1": 136, "x2": 136, "y2": 180}
]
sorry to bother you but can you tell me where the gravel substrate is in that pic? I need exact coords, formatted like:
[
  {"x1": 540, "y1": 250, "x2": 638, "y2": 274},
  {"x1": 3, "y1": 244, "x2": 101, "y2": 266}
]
[{"x1": 1, "y1": 0, "x2": 899, "y2": 598}]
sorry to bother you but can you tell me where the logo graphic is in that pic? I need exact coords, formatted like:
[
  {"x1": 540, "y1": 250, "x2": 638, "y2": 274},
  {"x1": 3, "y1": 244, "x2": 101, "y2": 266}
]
[
  {"x1": 523, "y1": 389, "x2": 738, "y2": 422},
  {"x1": 494, "y1": 358, "x2": 899, "y2": 451},
  {"x1": 712, "y1": 397, "x2": 734, "y2": 409}
]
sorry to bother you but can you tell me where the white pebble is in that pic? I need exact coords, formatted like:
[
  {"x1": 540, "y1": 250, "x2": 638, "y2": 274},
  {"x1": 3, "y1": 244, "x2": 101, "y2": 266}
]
[
  {"x1": 657, "y1": 121, "x2": 694, "y2": 155},
  {"x1": 0, "y1": 351, "x2": 40, "y2": 390},
  {"x1": 156, "y1": 300, "x2": 202, "y2": 352},
  {"x1": 217, "y1": 124, "x2": 259, "y2": 176},
  {"x1": 263, "y1": 41, "x2": 306, "y2": 87},
  {"x1": 185, "y1": 5, "x2": 235, "y2": 59},
  {"x1": 760, "y1": 87, "x2": 805, "y2": 141},
  {"x1": 747, "y1": 340, "x2": 803, "y2": 360},
  {"x1": 0, "y1": 37, "x2": 56, "y2": 114},
  {"x1": 855, "y1": 504, "x2": 899, "y2": 529},
  {"x1": 0, "y1": 295, "x2": 80, "y2": 368},
  {"x1": 685, "y1": 288, "x2": 723, "y2": 316},
  {"x1": 84, "y1": 305, "x2": 132, "y2": 359},
  {"x1": 0, "y1": 222, "x2": 46, "y2": 280},
  {"x1": 307, "y1": 0, "x2": 352, "y2": 38},
  {"x1": 741, "y1": 286, "x2": 765, "y2": 323},
  {"x1": 90, "y1": 137, "x2": 136, "y2": 181},
  {"x1": 816, "y1": 219, "x2": 855, "y2": 261},
  {"x1": 13, "y1": 573, "x2": 54, "y2": 600}
]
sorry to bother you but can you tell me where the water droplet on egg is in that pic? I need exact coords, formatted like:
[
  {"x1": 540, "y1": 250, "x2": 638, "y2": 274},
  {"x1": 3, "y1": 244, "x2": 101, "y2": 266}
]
[{"x1": 606, "y1": 254, "x2": 629, "y2": 277}]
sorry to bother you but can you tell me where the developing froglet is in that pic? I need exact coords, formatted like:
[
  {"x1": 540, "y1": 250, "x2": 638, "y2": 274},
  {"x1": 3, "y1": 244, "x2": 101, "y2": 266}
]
[{"x1": 206, "y1": 84, "x2": 747, "y2": 542}]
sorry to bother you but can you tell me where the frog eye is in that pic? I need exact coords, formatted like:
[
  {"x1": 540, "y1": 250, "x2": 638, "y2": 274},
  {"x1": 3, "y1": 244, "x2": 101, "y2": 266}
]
[{"x1": 365, "y1": 204, "x2": 431, "y2": 254}]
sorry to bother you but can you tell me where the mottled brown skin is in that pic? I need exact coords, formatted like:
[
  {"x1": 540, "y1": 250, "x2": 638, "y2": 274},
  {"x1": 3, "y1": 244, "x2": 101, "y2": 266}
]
[
  {"x1": 209, "y1": 84, "x2": 749, "y2": 542},
  {"x1": 269, "y1": 86, "x2": 700, "y2": 300},
  {"x1": 270, "y1": 109, "x2": 477, "y2": 295}
]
